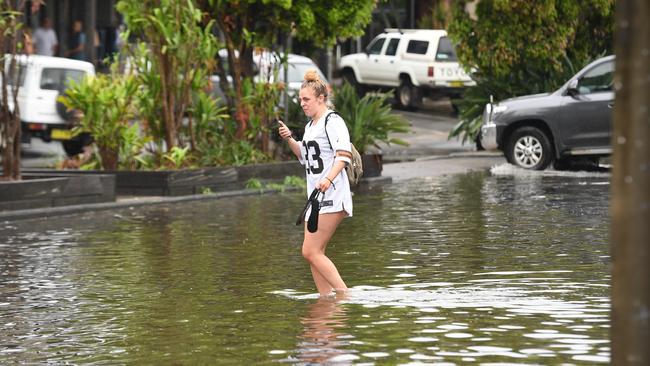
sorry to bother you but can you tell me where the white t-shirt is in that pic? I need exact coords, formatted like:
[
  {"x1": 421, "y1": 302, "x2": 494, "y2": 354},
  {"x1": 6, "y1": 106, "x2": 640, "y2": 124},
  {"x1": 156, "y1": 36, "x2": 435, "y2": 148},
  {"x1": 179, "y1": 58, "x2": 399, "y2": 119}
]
[
  {"x1": 33, "y1": 27, "x2": 58, "y2": 56},
  {"x1": 300, "y1": 110, "x2": 353, "y2": 217}
]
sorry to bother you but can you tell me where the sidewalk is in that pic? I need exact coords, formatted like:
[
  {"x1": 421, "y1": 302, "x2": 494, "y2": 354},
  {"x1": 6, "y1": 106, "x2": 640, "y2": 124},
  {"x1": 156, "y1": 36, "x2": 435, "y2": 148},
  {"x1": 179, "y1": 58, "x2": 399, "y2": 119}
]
[{"x1": 384, "y1": 152, "x2": 505, "y2": 181}]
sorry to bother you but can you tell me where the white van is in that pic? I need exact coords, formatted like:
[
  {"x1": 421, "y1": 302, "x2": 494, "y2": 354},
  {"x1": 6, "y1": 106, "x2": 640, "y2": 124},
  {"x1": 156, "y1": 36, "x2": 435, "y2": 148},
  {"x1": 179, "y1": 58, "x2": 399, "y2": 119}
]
[
  {"x1": 339, "y1": 29, "x2": 475, "y2": 110},
  {"x1": 2, "y1": 55, "x2": 95, "y2": 155}
]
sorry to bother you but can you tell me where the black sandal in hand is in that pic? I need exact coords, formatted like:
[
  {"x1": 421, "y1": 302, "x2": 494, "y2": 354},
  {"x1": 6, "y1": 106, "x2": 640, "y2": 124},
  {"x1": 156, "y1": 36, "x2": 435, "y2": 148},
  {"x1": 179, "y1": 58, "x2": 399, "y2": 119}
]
[{"x1": 296, "y1": 188, "x2": 322, "y2": 233}]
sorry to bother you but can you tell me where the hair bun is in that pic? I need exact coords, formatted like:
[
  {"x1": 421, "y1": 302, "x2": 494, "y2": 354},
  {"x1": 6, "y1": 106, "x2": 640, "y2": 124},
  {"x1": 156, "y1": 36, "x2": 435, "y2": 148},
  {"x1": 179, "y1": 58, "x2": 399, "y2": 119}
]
[{"x1": 303, "y1": 69, "x2": 320, "y2": 82}]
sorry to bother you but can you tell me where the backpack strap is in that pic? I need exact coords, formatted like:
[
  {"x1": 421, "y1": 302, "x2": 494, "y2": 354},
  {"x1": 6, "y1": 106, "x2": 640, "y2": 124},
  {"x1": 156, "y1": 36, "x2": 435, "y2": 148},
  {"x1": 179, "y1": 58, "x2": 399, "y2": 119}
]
[{"x1": 323, "y1": 111, "x2": 339, "y2": 150}]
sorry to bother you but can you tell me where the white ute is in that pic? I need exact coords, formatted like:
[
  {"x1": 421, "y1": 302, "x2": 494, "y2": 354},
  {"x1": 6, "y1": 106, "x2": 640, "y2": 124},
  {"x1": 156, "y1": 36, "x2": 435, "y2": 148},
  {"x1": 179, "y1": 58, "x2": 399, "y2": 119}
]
[
  {"x1": 3, "y1": 55, "x2": 95, "y2": 156},
  {"x1": 339, "y1": 29, "x2": 475, "y2": 110}
]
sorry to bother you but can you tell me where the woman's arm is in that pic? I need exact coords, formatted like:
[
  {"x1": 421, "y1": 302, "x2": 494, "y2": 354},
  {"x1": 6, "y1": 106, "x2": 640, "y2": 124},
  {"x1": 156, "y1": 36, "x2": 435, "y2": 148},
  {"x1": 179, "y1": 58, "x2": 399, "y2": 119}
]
[
  {"x1": 285, "y1": 137, "x2": 302, "y2": 160},
  {"x1": 317, "y1": 150, "x2": 352, "y2": 192}
]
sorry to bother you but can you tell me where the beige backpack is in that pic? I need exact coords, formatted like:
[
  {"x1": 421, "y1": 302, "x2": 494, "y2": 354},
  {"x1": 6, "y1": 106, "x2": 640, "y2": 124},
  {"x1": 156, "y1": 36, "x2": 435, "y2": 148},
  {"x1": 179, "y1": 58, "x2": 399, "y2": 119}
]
[{"x1": 324, "y1": 112, "x2": 363, "y2": 187}]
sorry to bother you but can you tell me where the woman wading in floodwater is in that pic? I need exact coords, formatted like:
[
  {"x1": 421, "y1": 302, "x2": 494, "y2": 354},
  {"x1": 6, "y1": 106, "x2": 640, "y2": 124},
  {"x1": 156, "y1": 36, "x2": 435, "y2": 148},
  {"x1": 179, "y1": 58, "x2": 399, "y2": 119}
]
[{"x1": 278, "y1": 70, "x2": 353, "y2": 297}]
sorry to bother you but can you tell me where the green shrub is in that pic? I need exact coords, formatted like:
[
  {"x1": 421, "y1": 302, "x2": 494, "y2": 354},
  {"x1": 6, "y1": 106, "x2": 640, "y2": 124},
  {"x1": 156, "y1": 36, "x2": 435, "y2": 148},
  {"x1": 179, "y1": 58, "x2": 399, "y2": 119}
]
[
  {"x1": 333, "y1": 82, "x2": 410, "y2": 154},
  {"x1": 59, "y1": 69, "x2": 144, "y2": 170}
]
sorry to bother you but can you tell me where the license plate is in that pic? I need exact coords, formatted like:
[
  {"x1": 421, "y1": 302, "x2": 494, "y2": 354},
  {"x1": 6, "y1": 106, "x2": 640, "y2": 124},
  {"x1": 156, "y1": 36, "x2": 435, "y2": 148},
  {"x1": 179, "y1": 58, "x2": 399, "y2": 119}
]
[
  {"x1": 51, "y1": 129, "x2": 72, "y2": 140},
  {"x1": 449, "y1": 81, "x2": 464, "y2": 87}
]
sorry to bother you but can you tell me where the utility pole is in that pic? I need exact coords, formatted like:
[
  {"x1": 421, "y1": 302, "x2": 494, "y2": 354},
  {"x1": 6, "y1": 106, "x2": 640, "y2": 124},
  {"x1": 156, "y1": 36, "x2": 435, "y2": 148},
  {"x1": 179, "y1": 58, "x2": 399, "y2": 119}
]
[{"x1": 611, "y1": 1, "x2": 650, "y2": 365}]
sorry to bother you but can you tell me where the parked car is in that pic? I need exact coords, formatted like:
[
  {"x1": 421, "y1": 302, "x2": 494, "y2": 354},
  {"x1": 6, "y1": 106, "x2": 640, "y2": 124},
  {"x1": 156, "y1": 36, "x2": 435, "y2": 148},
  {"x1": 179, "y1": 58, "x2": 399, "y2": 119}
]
[
  {"x1": 258, "y1": 52, "x2": 328, "y2": 96},
  {"x1": 209, "y1": 51, "x2": 327, "y2": 103},
  {"x1": 480, "y1": 55, "x2": 614, "y2": 170},
  {"x1": 338, "y1": 28, "x2": 475, "y2": 110},
  {"x1": 2, "y1": 55, "x2": 95, "y2": 156}
]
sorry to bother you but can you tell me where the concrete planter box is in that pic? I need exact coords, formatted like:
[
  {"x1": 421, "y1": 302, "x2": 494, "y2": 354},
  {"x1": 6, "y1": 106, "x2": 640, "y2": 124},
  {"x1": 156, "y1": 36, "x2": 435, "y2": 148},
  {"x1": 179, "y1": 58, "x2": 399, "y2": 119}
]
[
  {"x1": 0, "y1": 173, "x2": 115, "y2": 211},
  {"x1": 362, "y1": 153, "x2": 383, "y2": 178},
  {"x1": 23, "y1": 161, "x2": 305, "y2": 197},
  {"x1": 235, "y1": 161, "x2": 304, "y2": 182},
  {"x1": 113, "y1": 168, "x2": 239, "y2": 196}
]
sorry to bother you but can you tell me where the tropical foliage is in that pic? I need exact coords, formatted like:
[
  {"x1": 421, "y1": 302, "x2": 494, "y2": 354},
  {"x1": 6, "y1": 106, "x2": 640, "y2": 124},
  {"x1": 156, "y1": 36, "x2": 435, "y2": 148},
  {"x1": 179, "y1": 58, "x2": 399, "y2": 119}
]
[
  {"x1": 117, "y1": 0, "x2": 219, "y2": 152},
  {"x1": 197, "y1": 0, "x2": 375, "y2": 139},
  {"x1": 447, "y1": 0, "x2": 615, "y2": 144},
  {"x1": 333, "y1": 82, "x2": 410, "y2": 154},
  {"x1": 59, "y1": 66, "x2": 143, "y2": 170},
  {"x1": 5, "y1": 1, "x2": 379, "y2": 174}
]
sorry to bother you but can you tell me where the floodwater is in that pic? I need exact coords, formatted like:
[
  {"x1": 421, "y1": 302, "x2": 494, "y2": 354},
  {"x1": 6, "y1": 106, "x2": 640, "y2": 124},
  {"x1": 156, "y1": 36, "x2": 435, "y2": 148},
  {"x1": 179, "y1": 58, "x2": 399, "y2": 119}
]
[{"x1": 0, "y1": 166, "x2": 611, "y2": 364}]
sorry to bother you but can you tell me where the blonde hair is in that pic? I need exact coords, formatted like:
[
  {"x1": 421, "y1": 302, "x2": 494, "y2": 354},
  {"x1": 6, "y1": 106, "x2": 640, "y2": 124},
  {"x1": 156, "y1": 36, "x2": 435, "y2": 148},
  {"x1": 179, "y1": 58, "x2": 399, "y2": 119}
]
[{"x1": 301, "y1": 69, "x2": 328, "y2": 99}]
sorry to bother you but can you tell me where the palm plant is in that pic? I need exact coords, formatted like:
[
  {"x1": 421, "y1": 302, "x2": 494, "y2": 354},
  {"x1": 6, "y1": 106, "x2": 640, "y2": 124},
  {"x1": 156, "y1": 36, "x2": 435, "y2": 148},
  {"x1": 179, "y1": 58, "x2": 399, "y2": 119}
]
[{"x1": 333, "y1": 82, "x2": 410, "y2": 154}]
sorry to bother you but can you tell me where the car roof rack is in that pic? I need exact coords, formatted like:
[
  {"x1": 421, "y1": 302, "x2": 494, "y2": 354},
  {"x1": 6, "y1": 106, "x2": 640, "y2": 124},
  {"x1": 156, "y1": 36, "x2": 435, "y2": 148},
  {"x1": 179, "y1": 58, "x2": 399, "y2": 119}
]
[{"x1": 384, "y1": 28, "x2": 415, "y2": 33}]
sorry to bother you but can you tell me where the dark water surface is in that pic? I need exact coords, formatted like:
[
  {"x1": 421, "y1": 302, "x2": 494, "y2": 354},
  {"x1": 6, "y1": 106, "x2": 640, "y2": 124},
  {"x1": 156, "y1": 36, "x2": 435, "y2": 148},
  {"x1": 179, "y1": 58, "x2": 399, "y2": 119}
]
[{"x1": 0, "y1": 170, "x2": 610, "y2": 364}]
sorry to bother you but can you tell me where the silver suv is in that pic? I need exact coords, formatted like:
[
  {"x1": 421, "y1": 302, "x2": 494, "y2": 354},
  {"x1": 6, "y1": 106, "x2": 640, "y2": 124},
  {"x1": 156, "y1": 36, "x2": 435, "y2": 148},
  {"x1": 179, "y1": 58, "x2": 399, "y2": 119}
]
[{"x1": 338, "y1": 29, "x2": 475, "y2": 109}]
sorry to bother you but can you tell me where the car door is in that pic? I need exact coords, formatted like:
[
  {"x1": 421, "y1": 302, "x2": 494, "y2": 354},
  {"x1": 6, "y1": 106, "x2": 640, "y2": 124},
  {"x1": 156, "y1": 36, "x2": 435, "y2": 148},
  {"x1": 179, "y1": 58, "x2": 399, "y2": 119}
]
[
  {"x1": 361, "y1": 36, "x2": 386, "y2": 84},
  {"x1": 374, "y1": 38, "x2": 401, "y2": 86},
  {"x1": 555, "y1": 60, "x2": 614, "y2": 151}
]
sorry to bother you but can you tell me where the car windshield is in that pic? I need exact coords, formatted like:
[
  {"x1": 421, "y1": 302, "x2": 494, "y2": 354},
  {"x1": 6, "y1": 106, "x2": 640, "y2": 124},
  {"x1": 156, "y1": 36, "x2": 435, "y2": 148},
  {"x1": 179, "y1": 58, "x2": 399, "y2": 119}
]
[
  {"x1": 435, "y1": 37, "x2": 458, "y2": 62},
  {"x1": 366, "y1": 37, "x2": 386, "y2": 55},
  {"x1": 40, "y1": 68, "x2": 86, "y2": 91},
  {"x1": 277, "y1": 62, "x2": 327, "y2": 84}
]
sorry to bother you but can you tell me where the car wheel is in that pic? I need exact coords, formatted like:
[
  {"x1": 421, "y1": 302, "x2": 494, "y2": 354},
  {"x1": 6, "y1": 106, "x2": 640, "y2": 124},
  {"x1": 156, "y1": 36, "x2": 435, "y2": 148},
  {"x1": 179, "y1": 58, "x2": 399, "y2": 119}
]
[
  {"x1": 505, "y1": 126, "x2": 554, "y2": 170},
  {"x1": 397, "y1": 78, "x2": 421, "y2": 110},
  {"x1": 342, "y1": 69, "x2": 365, "y2": 97}
]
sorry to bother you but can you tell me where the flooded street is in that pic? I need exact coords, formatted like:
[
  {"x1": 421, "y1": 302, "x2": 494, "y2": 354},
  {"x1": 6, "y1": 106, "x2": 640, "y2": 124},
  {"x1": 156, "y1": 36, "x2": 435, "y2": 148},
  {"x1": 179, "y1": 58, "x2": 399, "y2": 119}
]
[{"x1": 0, "y1": 166, "x2": 611, "y2": 364}]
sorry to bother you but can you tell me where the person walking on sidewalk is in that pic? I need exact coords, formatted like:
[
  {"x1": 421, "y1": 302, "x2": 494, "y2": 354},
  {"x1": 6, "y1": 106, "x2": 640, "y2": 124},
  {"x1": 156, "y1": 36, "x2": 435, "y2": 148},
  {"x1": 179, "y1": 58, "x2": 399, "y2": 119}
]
[{"x1": 278, "y1": 70, "x2": 353, "y2": 297}]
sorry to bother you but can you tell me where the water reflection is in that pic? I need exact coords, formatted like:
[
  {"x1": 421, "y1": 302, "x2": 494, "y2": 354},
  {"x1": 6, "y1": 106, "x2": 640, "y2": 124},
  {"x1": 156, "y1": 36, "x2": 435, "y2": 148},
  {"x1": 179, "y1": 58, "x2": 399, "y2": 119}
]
[
  {"x1": 0, "y1": 170, "x2": 611, "y2": 364},
  {"x1": 294, "y1": 296, "x2": 353, "y2": 364}
]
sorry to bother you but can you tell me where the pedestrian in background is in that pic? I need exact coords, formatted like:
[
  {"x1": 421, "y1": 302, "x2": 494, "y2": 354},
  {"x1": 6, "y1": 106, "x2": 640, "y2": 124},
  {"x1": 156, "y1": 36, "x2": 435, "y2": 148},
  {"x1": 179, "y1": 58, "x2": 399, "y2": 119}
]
[
  {"x1": 33, "y1": 17, "x2": 58, "y2": 56},
  {"x1": 65, "y1": 20, "x2": 86, "y2": 60},
  {"x1": 278, "y1": 70, "x2": 353, "y2": 297}
]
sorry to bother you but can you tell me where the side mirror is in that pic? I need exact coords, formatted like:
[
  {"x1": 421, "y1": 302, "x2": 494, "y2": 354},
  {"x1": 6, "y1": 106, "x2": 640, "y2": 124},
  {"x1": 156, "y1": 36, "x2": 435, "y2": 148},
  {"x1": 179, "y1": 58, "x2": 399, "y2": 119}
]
[{"x1": 567, "y1": 79, "x2": 579, "y2": 96}]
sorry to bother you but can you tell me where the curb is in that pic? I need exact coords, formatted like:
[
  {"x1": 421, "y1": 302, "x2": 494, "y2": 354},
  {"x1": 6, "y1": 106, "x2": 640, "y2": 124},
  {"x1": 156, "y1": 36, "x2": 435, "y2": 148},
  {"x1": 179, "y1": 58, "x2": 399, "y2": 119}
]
[{"x1": 413, "y1": 151, "x2": 503, "y2": 161}]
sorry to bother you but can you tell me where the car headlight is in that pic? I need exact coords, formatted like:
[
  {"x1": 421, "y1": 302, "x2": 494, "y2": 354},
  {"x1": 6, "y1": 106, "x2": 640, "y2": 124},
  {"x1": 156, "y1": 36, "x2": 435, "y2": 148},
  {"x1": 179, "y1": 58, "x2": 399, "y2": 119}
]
[
  {"x1": 492, "y1": 105, "x2": 508, "y2": 115},
  {"x1": 483, "y1": 103, "x2": 508, "y2": 126},
  {"x1": 487, "y1": 104, "x2": 508, "y2": 123}
]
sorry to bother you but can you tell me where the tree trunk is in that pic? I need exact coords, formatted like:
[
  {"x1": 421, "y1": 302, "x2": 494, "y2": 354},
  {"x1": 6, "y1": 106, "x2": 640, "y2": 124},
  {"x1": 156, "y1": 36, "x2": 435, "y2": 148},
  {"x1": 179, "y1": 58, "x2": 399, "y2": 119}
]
[
  {"x1": 99, "y1": 145, "x2": 118, "y2": 171},
  {"x1": 0, "y1": 108, "x2": 22, "y2": 180},
  {"x1": 610, "y1": 1, "x2": 650, "y2": 365},
  {"x1": 0, "y1": 1, "x2": 25, "y2": 180},
  {"x1": 217, "y1": 11, "x2": 256, "y2": 140}
]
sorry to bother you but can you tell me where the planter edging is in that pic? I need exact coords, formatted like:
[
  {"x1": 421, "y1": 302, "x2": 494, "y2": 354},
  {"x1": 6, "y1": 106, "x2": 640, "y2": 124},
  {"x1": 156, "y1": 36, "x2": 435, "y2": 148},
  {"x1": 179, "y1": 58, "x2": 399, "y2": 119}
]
[
  {"x1": 0, "y1": 173, "x2": 115, "y2": 211},
  {"x1": 23, "y1": 161, "x2": 305, "y2": 196}
]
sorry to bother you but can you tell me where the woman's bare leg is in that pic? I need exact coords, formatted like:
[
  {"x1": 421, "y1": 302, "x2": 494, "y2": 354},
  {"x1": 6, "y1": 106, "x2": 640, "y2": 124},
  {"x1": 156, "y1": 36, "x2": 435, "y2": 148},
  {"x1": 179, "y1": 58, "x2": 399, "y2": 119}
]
[
  {"x1": 310, "y1": 265, "x2": 333, "y2": 296},
  {"x1": 303, "y1": 211, "x2": 348, "y2": 295}
]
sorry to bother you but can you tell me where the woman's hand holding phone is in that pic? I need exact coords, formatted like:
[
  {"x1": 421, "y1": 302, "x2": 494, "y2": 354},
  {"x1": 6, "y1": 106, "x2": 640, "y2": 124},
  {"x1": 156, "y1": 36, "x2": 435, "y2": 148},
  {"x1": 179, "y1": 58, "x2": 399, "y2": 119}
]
[{"x1": 278, "y1": 120, "x2": 292, "y2": 140}]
